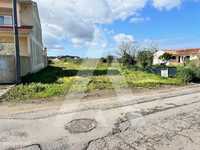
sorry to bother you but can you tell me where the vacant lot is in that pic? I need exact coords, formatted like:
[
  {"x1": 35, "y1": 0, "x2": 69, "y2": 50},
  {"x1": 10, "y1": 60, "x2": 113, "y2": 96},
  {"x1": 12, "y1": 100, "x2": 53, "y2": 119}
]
[{"x1": 2, "y1": 59, "x2": 183, "y2": 103}]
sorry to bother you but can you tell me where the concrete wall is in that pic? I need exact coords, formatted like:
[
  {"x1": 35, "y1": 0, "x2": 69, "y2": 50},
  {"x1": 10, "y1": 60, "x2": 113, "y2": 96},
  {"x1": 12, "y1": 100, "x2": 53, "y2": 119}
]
[
  {"x1": 0, "y1": 55, "x2": 16, "y2": 83},
  {"x1": 0, "y1": 8, "x2": 12, "y2": 16},
  {"x1": 20, "y1": 56, "x2": 31, "y2": 76},
  {"x1": 0, "y1": 0, "x2": 13, "y2": 9},
  {"x1": 14, "y1": 1, "x2": 47, "y2": 73},
  {"x1": 28, "y1": 2, "x2": 47, "y2": 72},
  {"x1": 0, "y1": 55, "x2": 31, "y2": 83},
  {"x1": 0, "y1": 36, "x2": 29, "y2": 56},
  {"x1": 20, "y1": 3, "x2": 34, "y2": 26}
]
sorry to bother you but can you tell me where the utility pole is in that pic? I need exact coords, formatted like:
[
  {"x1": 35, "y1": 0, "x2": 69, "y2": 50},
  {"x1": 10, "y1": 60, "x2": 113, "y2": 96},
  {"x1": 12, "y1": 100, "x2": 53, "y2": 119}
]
[{"x1": 13, "y1": 0, "x2": 21, "y2": 84}]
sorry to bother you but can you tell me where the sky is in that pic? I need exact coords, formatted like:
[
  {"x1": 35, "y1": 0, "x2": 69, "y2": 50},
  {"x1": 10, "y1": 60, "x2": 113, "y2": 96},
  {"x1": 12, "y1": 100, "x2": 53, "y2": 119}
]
[{"x1": 34, "y1": 0, "x2": 200, "y2": 58}]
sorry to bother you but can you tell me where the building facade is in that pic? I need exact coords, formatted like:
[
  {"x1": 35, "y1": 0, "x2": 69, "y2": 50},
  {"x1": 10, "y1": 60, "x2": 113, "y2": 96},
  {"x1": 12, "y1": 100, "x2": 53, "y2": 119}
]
[
  {"x1": 153, "y1": 50, "x2": 166, "y2": 65},
  {"x1": 166, "y1": 48, "x2": 200, "y2": 64},
  {"x1": 153, "y1": 48, "x2": 200, "y2": 65},
  {"x1": 0, "y1": 0, "x2": 47, "y2": 83}
]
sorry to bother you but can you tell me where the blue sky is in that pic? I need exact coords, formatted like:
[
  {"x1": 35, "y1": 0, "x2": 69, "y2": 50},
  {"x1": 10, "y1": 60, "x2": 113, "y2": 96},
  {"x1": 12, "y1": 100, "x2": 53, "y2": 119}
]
[{"x1": 35, "y1": 0, "x2": 200, "y2": 58}]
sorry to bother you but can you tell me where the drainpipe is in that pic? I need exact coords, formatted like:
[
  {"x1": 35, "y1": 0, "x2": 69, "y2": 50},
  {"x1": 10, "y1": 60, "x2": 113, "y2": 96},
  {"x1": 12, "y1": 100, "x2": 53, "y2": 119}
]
[{"x1": 13, "y1": 0, "x2": 21, "y2": 84}]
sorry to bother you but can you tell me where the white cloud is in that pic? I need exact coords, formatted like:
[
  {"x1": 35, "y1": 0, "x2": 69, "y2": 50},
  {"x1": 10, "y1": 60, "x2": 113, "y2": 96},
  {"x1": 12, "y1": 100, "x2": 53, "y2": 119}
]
[
  {"x1": 71, "y1": 27, "x2": 109, "y2": 52},
  {"x1": 34, "y1": 0, "x2": 147, "y2": 49},
  {"x1": 129, "y1": 16, "x2": 150, "y2": 23},
  {"x1": 113, "y1": 33, "x2": 135, "y2": 44},
  {"x1": 107, "y1": 0, "x2": 148, "y2": 20},
  {"x1": 153, "y1": 0, "x2": 182, "y2": 10},
  {"x1": 34, "y1": 0, "x2": 190, "y2": 51}
]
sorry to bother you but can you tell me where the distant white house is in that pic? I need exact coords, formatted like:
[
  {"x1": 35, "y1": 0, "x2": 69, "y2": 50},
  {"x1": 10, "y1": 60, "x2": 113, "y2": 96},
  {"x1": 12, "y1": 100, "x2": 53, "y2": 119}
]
[
  {"x1": 153, "y1": 51, "x2": 166, "y2": 65},
  {"x1": 153, "y1": 48, "x2": 200, "y2": 65}
]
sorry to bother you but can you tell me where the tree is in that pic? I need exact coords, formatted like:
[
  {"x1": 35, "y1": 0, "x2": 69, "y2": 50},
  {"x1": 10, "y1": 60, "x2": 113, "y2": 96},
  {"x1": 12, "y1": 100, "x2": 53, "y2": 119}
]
[
  {"x1": 100, "y1": 55, "x2": 114, "y2": 64},
  {"x1": 118, "y1": 41, "x2": 138, "y2": 66},
  {"x1": 159, "y1": 53, "x2": 173, "y2": 66},
  {"x1": 137, "y1": 50, "x2": 154, "y2": 69},
  {"x1": 107, "y1": 55, "x2": 114, "y2": 64},
  {"x1": 100, "y1": 57, "x2": 107, "y2": 63}
]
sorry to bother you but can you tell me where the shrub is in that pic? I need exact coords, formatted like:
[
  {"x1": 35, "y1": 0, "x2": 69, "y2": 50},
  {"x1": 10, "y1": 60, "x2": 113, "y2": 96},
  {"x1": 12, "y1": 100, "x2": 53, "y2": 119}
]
[
  {"x1": 177, "y1": 67, "x2": 195, "y2": 83},
  {"x1": 118, "y1": 41, "x2": 137, "y2": 66},
  {"x1": 119, "y1": 52, "x2": 136, "y2": 66},
  {"x1": 48, "y1": 59, "x2": 53, "y2": 64},
  {"x1": 100, "y1": 57, "x2": 107, "y2": 63},
  {"x1": 181, "y1": 57, "x2": 200, "y2": 82},
  {"x1": 100, "y1": 55, "x2": 114, "y2": 64},
  {"x1": 159, "y1": 53, "x2": 173, "y2": 66},
  {"x1": 188, "y1": 67, "x2": 200, "y2": 82},
  {"x1": 107, "y1": 55, "x2": 114, "y2": 64},
  {"x1": 137, "y1": 50, "x2": 154, "y2": 69}
]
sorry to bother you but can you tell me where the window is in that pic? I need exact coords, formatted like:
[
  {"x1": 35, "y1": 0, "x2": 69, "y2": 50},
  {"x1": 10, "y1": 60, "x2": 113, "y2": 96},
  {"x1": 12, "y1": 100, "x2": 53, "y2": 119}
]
[
  {"x1": 178, "y1": 56, "x2": 181, "y2": 63},
  {"x1": 4, "y1": 16, "x2": 12, "y2": 25},
  {"x1": 184, "y1": 56, "x2": 190, "y2": 61},
  {"x1": 0, "y1": 16, "x2": 4, "y2": 25},
  {"x1": 171, "y1": 56, "x2": 176, "y2": 60},
  {"x1": 0, "y1": 16, "x2": 12, "y2": 25}
]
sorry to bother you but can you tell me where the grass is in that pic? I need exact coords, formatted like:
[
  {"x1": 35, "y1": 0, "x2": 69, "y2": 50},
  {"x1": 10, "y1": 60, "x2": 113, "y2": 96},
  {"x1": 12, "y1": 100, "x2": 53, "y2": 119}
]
[{"x1": 2, "y1": 59, "x2": 184, "y2": 103}]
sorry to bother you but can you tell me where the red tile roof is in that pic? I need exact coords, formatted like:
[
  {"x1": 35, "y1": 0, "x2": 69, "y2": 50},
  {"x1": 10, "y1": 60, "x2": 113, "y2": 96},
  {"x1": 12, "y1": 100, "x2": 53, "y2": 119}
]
[{"x1": 166, "y1": 48, "x2": 200, "y2": 56}]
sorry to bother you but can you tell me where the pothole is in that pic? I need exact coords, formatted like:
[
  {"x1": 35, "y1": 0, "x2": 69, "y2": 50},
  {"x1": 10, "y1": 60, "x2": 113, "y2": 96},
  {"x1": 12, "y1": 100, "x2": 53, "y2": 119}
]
[{"x1": 65, "y1": 119, "x2": 97, "y2": 134}]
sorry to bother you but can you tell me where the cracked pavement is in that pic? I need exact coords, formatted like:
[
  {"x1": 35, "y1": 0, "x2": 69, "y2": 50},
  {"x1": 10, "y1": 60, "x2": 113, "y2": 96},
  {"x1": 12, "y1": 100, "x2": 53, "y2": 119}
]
[
  {"x1": 1, "y1": 85, "x2": 200, "y2": 149},
  {"x1": 87, "y1": 103, "x2": 200, "y2": 150}
]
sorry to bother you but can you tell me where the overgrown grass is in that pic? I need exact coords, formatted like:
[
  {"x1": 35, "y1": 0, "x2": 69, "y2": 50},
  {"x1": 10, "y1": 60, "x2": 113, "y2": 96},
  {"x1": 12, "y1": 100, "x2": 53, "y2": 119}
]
[
  {"x1": 2, "y1": 59, "x2": 184, "y2": 103},
  {"x1": 123, "y1": 69, "x2": 183, "y2": 88}
]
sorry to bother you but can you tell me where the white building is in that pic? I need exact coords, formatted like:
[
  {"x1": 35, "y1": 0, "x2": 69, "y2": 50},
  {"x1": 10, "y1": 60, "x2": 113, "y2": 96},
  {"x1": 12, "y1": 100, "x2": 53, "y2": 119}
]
[
  {"x1": 153, "y1": 51, "x2": 166, "y2": 65},
  {"x1": 153, "y1": 48, "x2": 200, "y2": 65}
]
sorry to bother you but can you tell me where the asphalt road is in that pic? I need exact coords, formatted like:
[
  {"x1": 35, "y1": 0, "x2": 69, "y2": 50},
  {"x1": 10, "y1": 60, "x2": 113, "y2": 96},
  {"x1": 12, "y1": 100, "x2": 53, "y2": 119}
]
[{"x1": 1, "y1": 85, "x2": 200, "y2": 150}]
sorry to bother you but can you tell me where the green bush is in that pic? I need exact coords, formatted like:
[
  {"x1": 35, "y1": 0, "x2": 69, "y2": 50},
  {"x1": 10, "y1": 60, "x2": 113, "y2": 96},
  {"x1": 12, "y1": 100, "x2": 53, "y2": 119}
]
[
  {"x1": 100, "y1": 57, "x2": 107, "y2": 63},
  {"x1": 118, "y1": 42, "x2": 137, "y2": 66},
  {"x1": 119, "y1": 52, "x2": 136, "y2": 66},
  {"x1": 159, "y1": 53, "x2": 173, "y2": 66},
  {"x1": 177, "y1": 67, "x2": 195, "y2": 83},
  {"x1": 137, "y1": 51, "x2": 154, "y2": 69},
  {"x1": 107, "y1": 55, "x2": 114, "y2": 64},
  {"x1": 3, "y1": 83, "x2": 70, "y2": 103},
  {"x1": 194, "y1": 68, "x2": 200, "y2": 80}
]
